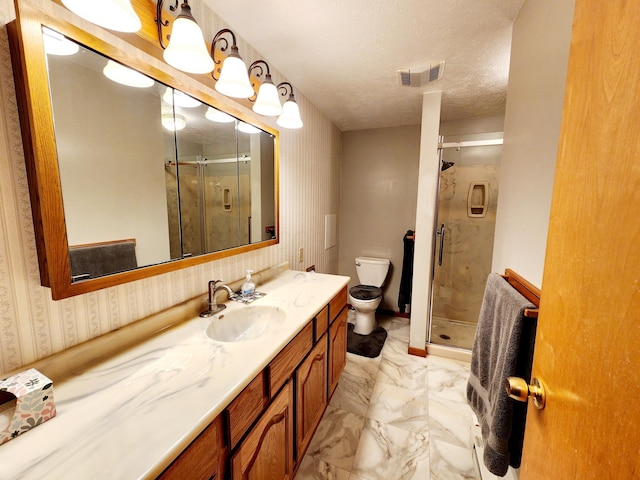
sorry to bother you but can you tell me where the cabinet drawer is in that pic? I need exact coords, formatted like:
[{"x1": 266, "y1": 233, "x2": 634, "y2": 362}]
[
  {"x1": 226, "y1": 371, "x2": 269, "y2": 449},
  {"x1": 158, "y1": 415, "x2": 224, "y2": 480},
  {"x1": 313, "y1": 305, "x2": 329, "y2": 342},
  {"x1": 329, "y1": 286, "x2": 347, "y2": 323},
  {"x1": 269, "y1": 322, "x2": 313, "y2": 398}
]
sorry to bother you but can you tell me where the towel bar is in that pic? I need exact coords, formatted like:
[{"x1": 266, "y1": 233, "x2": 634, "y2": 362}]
[{"x1": 501, "y1": 269, "x2": 541, "y2": 318}]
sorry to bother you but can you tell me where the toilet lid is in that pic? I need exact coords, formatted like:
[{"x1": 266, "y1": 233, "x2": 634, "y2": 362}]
[{"x1": 349, "y1": 285, "x2": 382, "y2": 301}]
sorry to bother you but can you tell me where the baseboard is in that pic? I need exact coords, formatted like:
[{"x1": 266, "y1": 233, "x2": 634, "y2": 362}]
[
  {"x1": 408, "y1": 346, "x2": 427, "y2": 357},
  {"x1": 377, "y1": 308, "x2": 410, "y2": 319}
]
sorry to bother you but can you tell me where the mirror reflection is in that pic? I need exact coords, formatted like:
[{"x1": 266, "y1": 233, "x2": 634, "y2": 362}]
[{"x1": 43, "y1": 30, "x2": 277, "y2": 282}]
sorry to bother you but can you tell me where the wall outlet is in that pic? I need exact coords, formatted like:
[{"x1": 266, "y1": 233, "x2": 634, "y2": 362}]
[{"x1": 298, "y1": 247, "x2": 304, "y2": 263}]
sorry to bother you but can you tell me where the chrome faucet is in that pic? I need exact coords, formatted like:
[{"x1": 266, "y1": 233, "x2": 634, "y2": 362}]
[{"x1": 200, "y1": 280, "x2": 234, "y2": 317}]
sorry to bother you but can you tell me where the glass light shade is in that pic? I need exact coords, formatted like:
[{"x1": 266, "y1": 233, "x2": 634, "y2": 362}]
[
  {"x1": 103, "y1": 60, "x2": 154, "y2": 88},
  {"x1": 237, "y1": 122, "x2": 261, "y2": 134},
  {"x1": 205, "y1": 107, "x2": 235, "y2": 123},
  {"x1": 61, "y1": 0, "x2": 141, "y2": 33},
  {"x1": 215, "y1": 52, "x2": 254, "y2": 98},
  {"x1": 162, "y1": 88, "x2": 200, "y2": 108},
  {"x1": 163, "y1": 16, "x2": 214, "y2": 74},
  {"x1": 162, "y1": 113, "x2": 186, "y2": 131},
  {"x1": 253, "y1": 78, "x2": 283, "y2": 116},
  {"x1": 277, "y1": 98, "x2": 303, "y2": 129},
  {"x1": 42, "y1": 27, "x2": 79, "y2": 56}
]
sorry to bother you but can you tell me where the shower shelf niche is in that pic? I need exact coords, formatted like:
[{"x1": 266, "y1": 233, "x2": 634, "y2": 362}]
[{"x1": 467, "y1": 182, "x2": 489, "y2": 218}]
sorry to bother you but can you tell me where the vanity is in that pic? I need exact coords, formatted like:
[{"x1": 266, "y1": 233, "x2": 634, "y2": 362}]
[
  {"x1": 0, "y1": 267, "x2": 349, "y2": 479},
  {"x1": 3, "y1": 3, "x2": 350, "y2": 477}
]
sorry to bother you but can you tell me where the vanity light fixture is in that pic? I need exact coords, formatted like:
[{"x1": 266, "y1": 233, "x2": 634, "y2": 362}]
[
  {"x1": 205, "y1": 107, "x2": 235, "y2": 123},
  {"x1": 162, "y1": 113, "x2": 186, "y2": 131},
  {"x1": 162, "y1": 87, "x2": 201, "y2": 107},
  {"x1": 276, "y1": 82, "x2": 303, "y2": 129},
  {"x1": 237, "y1": 122, "x2": 261, "y2": 134},
  {"x1": 248, "y1": 60, "x2": 283, "y2": 117},
  {"x1": 103, "y1": 60, "x2": 154, "y2": 88},
  {"x1": 211, "y1": 29, "x2": 254, "y2": 99},
  {"x1": 61, "y1": 0, "x2": 141, "y2": 33},
  {"x1": 42, "y1": 27, "x2": 79, "y2": 56},
  {"x1": 156, "y1": 1, "x2": 214, "y2": 75}
]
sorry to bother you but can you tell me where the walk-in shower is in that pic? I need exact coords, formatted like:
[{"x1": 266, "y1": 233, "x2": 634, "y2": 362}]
[
  {"x1": 164, "y1": 155, "x2": 251, "y2": 258},
  {"x1": 428, "y1": 132, "x2": 503, "y2": 350}
]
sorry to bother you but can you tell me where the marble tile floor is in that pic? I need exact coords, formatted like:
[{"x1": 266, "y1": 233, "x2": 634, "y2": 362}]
[{"x1": 294, "y1": 314, "x2": 477, "y2": 480}]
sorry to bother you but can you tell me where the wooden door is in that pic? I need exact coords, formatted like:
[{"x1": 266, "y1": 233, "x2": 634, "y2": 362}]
[
  {"x1": 520, "y1": 1, "x2": 640, "y2": 478},
  {"x1": 231, "y1": 381, "x2": 294, "y2": 480},
  {"x1": 296, "y1": 335, "x2": 328, "y2": 460}
]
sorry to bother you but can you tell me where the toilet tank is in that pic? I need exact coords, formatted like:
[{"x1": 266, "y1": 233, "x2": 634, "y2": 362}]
[{"x1": 355, "y1": 257, "x2": 390, "y2": 287}]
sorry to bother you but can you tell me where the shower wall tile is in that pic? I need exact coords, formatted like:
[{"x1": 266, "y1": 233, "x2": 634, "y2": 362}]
[
  {"x1": 432, "y1": 164, "x2": 500, "y2": 323},
  {"x1": 0, "y1": 0, "x2": 342, "y2": 375}
]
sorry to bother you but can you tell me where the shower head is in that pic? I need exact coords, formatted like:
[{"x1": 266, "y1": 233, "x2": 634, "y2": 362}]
[{"x1": 441, "y1": 160, "x2": 455, "y2": 171}]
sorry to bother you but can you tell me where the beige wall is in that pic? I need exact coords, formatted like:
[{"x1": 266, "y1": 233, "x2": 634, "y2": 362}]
[
  {"x1": 440, "y1": 116, "x2": 505, "y2": 137},
  {"x1": 492, "y1": 0, "x2": 576, "y2": 288},
  {"x1": 0, "y1": 0, "x2": 341, "y2": 375},
  {"x1": 339, "y1": 125, "x2": 421, "y2": 311}
]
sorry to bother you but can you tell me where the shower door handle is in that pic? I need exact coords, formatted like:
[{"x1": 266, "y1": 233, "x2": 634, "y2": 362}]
[{"x1": 436, "y1": 223, "x2": 445, "y2": 266}]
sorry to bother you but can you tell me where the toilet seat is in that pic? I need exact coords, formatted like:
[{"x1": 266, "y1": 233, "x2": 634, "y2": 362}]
[{"x1": 349, "y1": 285, "x2": 382, "y2": 301}]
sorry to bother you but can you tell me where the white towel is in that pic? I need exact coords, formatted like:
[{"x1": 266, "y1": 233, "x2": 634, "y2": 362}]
[{"x1": 466, "y1": 273, "x2": 536, "y2": 477}]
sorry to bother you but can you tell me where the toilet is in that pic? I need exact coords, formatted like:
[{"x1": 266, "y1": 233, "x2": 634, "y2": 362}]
[{"x1": 349, "y1": 256, "x2": 390, "y2": 335}]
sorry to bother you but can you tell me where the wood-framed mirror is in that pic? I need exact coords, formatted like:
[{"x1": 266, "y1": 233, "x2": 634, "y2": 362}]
[{"x1": 8, "y1": 0, "x2": 279, "y2": 299}]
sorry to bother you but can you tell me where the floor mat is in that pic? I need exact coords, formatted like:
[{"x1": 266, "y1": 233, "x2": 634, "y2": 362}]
[{"x1": 347, "y1": 323, "x2": 388, "y2": 358}]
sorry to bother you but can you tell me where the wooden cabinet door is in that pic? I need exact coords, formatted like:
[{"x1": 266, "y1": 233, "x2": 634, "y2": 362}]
[
  {"x1": 231, "y1": 381, "x2": 294, "y2": 480},
  {"x1": 295, "y1": 335, "x2": 328, "y2": 460},
  {"x1": 328, "y1": 307, "x2": 347, "y2": 397},
  {"x1": 158, "y1": 415, "x2": 224, "y2": 480}
]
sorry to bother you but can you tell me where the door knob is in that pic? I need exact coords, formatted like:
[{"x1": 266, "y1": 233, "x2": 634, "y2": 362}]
[{"x1": 505, "y1": 376, "x2": 546, "y2": 410}]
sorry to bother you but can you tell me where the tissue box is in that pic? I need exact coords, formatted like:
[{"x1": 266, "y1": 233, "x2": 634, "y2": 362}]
[{"x1": 0, "y1": 368, "x2": 56, "y2": 445}]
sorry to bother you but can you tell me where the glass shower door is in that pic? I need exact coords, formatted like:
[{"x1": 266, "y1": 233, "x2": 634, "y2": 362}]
[{"x1": 429, "y1": 133, "x2": 502, "y2": 350}]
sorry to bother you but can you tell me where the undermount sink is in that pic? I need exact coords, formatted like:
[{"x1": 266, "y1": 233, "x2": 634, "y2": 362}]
[{"x1": 205, "y1": 305, "x2": 286, "y2": 342}]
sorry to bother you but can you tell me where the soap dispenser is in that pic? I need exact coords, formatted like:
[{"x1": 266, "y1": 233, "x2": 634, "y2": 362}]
[{"x1": 241, "y1": 270, "x2": 255, "y2": 298}]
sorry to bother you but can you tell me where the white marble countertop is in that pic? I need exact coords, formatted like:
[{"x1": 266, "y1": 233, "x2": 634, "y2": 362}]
[{"x1": 1, "y1": 269, "x2": 350, "y2": 480}]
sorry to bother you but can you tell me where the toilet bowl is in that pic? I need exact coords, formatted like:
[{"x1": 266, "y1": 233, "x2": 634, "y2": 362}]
[{"x1": 348, "y1": 257, "x2": 390, "y2": 335}]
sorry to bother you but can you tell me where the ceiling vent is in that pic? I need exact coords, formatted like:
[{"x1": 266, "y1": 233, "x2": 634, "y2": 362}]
[{"x1": 398, "y1": 61, "x2": 445, "y2": 87}]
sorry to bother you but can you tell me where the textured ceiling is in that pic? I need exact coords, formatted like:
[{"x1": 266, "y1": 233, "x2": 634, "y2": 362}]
[{"x1": 201, "y1": 0, "x2": 525, "y2": 131}]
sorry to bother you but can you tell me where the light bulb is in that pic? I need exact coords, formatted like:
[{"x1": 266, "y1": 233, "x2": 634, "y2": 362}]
[
  {"x1": 163, "y1": 5, "x2": 214, "y2": 75},
  {"x1": 277, "y1": 97, "x2": 303, "y2": 129},
  {"x1": 215, "y1": 51, "x2": 254, "y2": 98},
  {"x1": 42, "y1": 27, "x2": 79, "y2": 56},
  {"x1": 61, "y1": 0, "x2": 141, "y2": 33},
  {"x1": 253, "y1": 76, "x2": 283, "y2": 116},
  {"x1": 205, "y1": 107, "x2": 235, "y2": 123},
  {"x1": 162, "y1": 88, "x2": 200, "y2": 108},
  {"x1": 237, "y1": 122, "x2": 261, "y2": 134},
  {"x1": 162, "y1": 113, "x2": 186, "y2": 131},
  {"x1": 103, "y1": 60, "x2": 154, "y2": 88}
]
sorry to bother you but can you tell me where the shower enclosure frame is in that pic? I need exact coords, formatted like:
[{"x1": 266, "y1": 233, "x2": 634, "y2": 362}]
[{"x1": 426, "y1": 133, "x2": 503, "y2": 352}]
